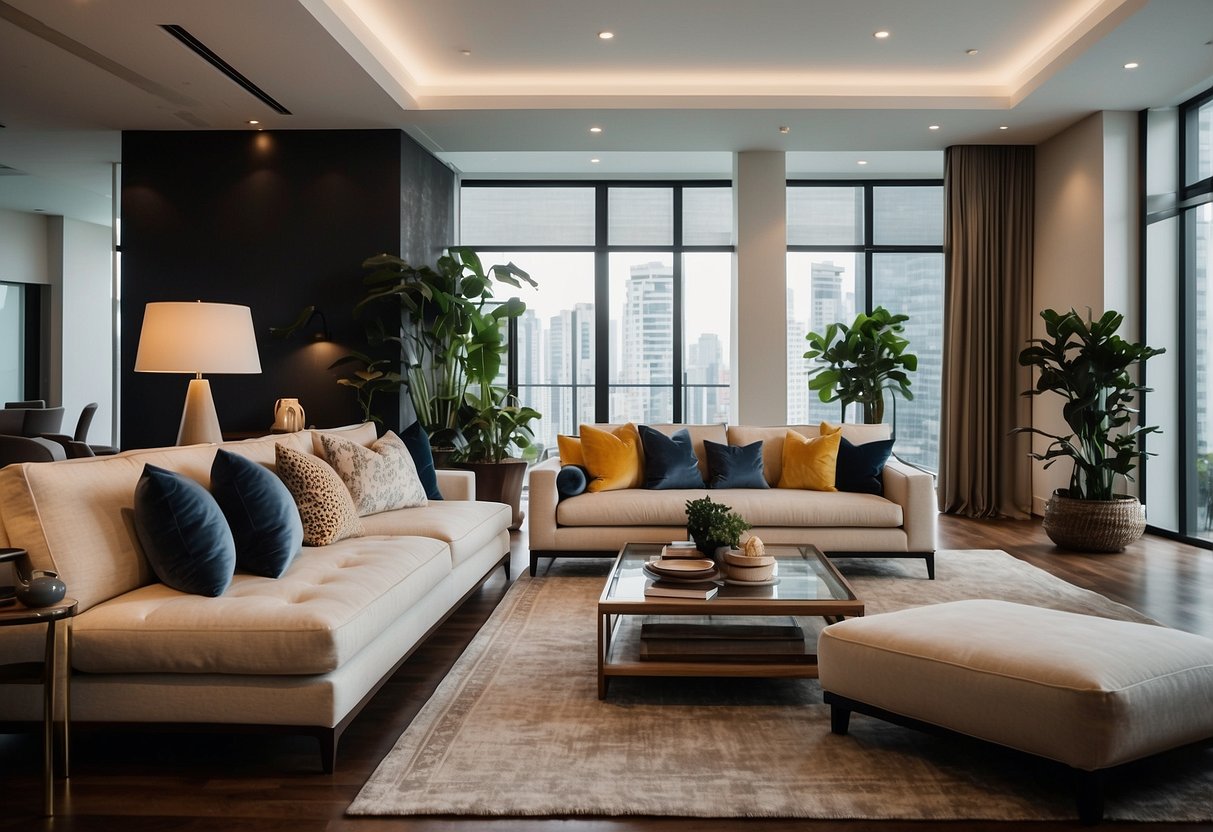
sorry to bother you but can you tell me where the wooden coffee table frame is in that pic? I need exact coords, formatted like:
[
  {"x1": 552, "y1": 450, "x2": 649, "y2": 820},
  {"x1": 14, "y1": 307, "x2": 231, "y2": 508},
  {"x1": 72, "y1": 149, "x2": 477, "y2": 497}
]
[{"x1": 597, "y1": 543, "x2": 863, "y2": 698}]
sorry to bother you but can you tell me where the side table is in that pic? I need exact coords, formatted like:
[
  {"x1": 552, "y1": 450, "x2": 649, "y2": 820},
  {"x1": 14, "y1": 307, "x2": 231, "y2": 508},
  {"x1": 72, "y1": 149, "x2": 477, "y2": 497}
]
[{"x1": 0, "y1": 594, "x2": 78, "y2": 815}]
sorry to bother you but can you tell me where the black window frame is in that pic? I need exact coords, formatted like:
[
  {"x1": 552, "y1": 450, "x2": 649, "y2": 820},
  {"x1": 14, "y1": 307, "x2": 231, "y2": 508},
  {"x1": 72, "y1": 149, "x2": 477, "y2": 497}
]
[
  {"x1": 786, "y1": 179, "x2": 945, "y2": 465},
  {"x1": 460, "y1": 179, "x2": 734, "y2": 426}
]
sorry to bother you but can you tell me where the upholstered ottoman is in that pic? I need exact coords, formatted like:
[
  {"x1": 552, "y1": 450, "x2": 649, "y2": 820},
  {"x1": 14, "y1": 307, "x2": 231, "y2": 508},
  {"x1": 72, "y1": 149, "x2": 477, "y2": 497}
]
[{"x1": 818, "y1": 600, "x2": 1213, "y2": 823}]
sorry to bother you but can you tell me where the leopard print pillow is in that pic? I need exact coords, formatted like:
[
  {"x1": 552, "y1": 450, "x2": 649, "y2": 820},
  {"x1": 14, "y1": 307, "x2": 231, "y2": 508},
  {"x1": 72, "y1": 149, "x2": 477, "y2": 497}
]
[
  {"x1": 274, "y1": 444, "x2": 363, "y2": 546},
  {"x1": 319, "y1": 430, "x2": 428, "y2": 516}
]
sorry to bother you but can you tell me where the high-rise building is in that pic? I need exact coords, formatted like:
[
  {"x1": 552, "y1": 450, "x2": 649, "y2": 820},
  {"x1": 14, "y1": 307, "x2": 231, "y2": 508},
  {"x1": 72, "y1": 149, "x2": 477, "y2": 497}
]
[
  {"x1": 616, "y1": 262, "x2": 673, "y2": 423},
  {"x1": 685, "y1": 332, "x2": 728, "y2": 423},
  {"x1": 543, "y1": 302, "x2": 595, "y2": 445}
]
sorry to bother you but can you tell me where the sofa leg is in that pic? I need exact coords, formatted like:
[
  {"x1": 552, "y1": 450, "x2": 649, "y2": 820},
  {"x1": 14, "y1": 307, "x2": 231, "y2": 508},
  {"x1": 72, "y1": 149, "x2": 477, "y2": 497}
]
[
  {"x1": 503, "y1": 558, "x2": 511, "y2": 581},
  {"x1": 319, "y1": 729, "x2": 337, "y2": 774},
  {"x1": 1073, "y1": 768, "x2": 1104, "y2": 825},
  {"x1": 925, "y1": 552, "x2": 935, "y2": 580},
  {"x1": 529, "y1": 552, "x2": 539, "y2": 577}
]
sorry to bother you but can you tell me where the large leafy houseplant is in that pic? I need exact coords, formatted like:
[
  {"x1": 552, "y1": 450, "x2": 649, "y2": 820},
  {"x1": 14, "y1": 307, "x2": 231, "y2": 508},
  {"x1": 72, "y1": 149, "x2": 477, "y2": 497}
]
[
  {"x1": 1017, "y1": 308, "x2": 1163, "y2": 502},
  {"x1": 354, "y1": 247, "x2": 537, "y2": 447},
  {"x1": 803, "y1": 306, "x2": 917, "y2": 424}
]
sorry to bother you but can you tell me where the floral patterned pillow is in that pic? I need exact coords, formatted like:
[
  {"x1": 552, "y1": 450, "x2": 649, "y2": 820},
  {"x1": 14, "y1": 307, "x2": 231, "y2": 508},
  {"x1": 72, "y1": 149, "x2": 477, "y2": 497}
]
[
  {"x1": 274, "y1": 444, "x2": 363, "y2": 546},
  {"x1": 319, "y1": 430, "x2": 428, "y2": 516}
]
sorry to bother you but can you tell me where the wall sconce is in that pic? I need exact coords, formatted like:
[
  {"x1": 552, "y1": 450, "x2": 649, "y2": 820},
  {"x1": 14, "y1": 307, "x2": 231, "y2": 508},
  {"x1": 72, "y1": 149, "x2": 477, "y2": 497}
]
[{"x1": 269, "y1": 305, "x2": 329, "y2": 342}]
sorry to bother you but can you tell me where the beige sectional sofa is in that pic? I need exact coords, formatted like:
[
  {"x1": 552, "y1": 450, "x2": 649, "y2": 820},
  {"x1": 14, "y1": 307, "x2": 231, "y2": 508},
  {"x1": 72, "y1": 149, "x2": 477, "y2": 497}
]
[
  {"x1": 528, "y1": 423, "x2": 936, "y2": 578},
  {"x1": 0, "y1": 424, "x2": 511, "y2": 771}
]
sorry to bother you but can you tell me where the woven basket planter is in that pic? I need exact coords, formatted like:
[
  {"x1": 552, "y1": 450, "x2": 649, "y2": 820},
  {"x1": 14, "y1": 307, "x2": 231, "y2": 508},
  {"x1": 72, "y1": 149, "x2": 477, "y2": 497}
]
[{"x1": 1042, "y1": 489, "x2": 1146, "y2": 553}]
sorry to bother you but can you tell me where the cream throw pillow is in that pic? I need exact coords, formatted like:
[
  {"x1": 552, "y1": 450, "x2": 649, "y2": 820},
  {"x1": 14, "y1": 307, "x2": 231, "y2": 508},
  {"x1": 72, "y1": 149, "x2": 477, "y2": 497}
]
[
  {"x1": 274, "y1": 444, "x2": 364, "y2": 546},
  {"x1": 319, "y1": 430, "x2": 428, "y2": 516}
]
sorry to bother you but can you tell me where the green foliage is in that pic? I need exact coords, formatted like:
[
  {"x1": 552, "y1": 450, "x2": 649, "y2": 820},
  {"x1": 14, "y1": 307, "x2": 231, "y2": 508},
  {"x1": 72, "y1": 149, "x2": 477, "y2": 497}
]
[
  {"x1": 684, "y1": 496, "x2": 751, "y2": 548},
  {"x1": 1015, "y1": 308, "x2": 1164, "y2": 501},
  {"x1": 456, "y1": 384, "x2": 543, "y2": 464},
  {"x1": 803, "y1": 306, "x2": 917, "y2": 424},
  {"x1": 278, "y1": 248, "x2": 539, "y2": 440},
  {"x1": 355, "y1": 247, "x2": 537, "y2": 447},
  {"x1": 328, "y1": 353, "x2": 402, "y2": 426}
]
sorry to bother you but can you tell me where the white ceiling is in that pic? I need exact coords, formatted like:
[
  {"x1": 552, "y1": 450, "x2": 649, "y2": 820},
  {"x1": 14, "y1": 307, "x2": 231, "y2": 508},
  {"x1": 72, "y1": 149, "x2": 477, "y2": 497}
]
[{"x1": 0, "y1": 0, "x2": 1210, "y2": 223}]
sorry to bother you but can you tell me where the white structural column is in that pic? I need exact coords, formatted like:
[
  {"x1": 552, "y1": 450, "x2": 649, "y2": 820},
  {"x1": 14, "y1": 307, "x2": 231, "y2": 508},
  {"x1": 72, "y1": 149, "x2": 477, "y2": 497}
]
[{"x1": 733, "y1": 151, "x2": 788, "y2": 426}]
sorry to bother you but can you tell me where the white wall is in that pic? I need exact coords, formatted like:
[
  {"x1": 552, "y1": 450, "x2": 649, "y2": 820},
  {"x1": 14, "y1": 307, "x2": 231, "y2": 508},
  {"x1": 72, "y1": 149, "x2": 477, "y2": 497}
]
[
  {"x1": 1031, "y1": 111, "x2": 1141, "y2": 512},
  {"x1": 49, "y1": 217, "x2": 115, "y2": 445},
  {"x1": 0, "y1": 209, "x2": 113, "y2": 444},
  {"x1": 0, "y1": 209, "x2": 49, "y2": 285},
  {"x1": 733, "y1": 151, "x2": 788, "y2": 425}
]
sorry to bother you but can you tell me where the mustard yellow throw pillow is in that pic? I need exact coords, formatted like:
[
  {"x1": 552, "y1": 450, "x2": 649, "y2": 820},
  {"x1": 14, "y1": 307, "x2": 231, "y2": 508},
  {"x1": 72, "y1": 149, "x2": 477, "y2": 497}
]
[
  {"x1": 580, "y1": 423, "x2": 645, "y2": 492},
  {"x1": 556, "y1": 434, "x2": 585, "y2": 467},
  {"x1": 777, "y1": 429, "x2": 840, "y2": 491}
]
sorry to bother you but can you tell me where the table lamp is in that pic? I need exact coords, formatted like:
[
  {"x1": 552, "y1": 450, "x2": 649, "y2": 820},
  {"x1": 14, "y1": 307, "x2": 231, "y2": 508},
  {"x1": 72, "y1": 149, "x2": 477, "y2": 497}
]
[{"x1": 134, "y1": 301, "x2": 262, "y2": 445}]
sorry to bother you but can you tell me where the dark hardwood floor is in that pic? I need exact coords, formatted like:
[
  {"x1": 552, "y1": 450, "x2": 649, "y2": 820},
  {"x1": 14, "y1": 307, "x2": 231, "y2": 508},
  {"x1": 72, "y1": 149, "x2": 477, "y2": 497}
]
[{"x1": 2, "y1": 513, "x2": 1211, "y2": 831}]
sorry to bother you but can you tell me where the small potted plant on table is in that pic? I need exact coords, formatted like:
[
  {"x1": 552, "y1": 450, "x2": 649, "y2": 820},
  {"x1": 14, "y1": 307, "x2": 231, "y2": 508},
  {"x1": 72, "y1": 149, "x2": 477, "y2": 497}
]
[{"x1": 684, "y1": 496, "x2": 751, "y2": 557}]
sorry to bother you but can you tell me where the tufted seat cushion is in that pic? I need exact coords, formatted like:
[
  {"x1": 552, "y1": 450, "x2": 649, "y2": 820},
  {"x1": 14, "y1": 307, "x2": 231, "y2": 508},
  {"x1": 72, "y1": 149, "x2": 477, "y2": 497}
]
[
  {"x1": 72, "y1": 535, "x2": 451, "y2": 675},
  {"x1": 359, "y1": 500, "x2": 511, "y2": 567}
]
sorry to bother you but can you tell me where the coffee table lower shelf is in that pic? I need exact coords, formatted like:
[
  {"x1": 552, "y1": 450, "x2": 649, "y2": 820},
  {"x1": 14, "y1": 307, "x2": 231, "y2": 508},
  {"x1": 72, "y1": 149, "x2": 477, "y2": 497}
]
[{"x1": 598, "y1": 613, "x2": 829, "y2": 698}]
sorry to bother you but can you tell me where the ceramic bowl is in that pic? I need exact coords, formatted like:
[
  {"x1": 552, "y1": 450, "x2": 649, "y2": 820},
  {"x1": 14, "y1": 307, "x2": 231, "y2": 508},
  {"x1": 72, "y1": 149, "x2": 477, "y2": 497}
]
[
  {"x1": 726, "y1": 560, "x2": 775, "y2": 582},
  {"x1": 722, "y1": 551, "x2": 775, "y2": 568}
]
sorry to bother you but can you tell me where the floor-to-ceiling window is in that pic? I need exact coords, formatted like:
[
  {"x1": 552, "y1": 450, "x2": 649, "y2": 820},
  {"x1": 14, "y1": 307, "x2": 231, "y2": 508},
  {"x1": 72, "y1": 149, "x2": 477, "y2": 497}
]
[
  {"x1": 461, "y1": 182, "x2": 733, "y2": 456},
  {"x1": 1144, "y1": 85, "x2": 1213, "y2": 546},
  {"x1": 785, "y1": 181, "x2": 944, "y2": 471}
]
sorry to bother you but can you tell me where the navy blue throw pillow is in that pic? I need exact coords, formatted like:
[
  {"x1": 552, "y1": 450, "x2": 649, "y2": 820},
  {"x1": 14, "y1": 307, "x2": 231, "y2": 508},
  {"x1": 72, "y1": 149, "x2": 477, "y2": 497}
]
[
  {"x1": 835, "y1": 437, "x2": 894, "y2": 495},
  {"x1": 133, "y1": 464, "x2": 236, "y2": 597},
  {"x1": 401, "y1": 421, "x2": 443, "y2": 500},
  {"x1": 703, "y1": 439, "x2": 768, "y2": 489},
  {"x1": 556, "y1": 465, "x2": 589, "y2": 500},
  {"x1": 211, "y1": 449, "x2": 304, "y2": 578},
  {"x1": 639, "y1": 425, "x2": 705, "y2": 489}
]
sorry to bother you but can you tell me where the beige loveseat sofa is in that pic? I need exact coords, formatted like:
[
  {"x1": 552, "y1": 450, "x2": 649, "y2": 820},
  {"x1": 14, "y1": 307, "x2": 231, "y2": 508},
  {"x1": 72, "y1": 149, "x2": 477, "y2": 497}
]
[
  {"x1": 0, "y1": 424, "x2": 511, "y2": 771},
  {"x1": 528, "y1": 423, "x2": 936, "y2": 578}
]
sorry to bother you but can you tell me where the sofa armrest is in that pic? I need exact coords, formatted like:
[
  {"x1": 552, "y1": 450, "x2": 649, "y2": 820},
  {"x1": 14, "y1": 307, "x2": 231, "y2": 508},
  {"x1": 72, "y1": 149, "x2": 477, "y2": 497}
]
[
  {"x1": 436, "y1": 468, "x2": 475, "y2": 502},
  {"x1": 527, "y1": 457, "x2": 561, "y2": 550},
  {"x1": 882, "y1": 458, "x2": 937, "y2": 552}
]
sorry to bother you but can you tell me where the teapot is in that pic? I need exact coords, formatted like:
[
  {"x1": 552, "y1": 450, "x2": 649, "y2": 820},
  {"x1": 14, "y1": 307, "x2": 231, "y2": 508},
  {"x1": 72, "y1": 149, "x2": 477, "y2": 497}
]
[
  {"x1": 15, "y1": 569, "x2": 67, "y2": 608},
  {"x1": 273, "y1": 398, "x2": 306, "y2": 432}
]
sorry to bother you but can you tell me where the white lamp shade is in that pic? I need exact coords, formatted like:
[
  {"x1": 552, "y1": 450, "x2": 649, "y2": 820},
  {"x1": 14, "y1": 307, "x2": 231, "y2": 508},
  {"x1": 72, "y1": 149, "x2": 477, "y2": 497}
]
[{"x1": 134, "y1": 302, "x2": 262, "y2": 374}]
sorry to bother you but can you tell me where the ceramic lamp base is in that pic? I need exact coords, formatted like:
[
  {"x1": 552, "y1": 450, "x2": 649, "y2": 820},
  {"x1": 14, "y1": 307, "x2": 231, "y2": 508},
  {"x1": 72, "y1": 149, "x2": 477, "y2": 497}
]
[{"x1": 177, "y1": 377, "x2": 223, "y2": 445}]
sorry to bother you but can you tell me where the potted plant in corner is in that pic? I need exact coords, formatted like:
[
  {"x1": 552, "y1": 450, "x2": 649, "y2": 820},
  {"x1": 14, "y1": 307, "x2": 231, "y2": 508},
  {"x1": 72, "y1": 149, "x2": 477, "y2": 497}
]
[
  {"x1": 356, "y1": 247, "x2": 538, "y2": 457},
  {"x1": 1016, "y1": 308, "x2": 1164, "y2": 552},
  {"x1": 451, "y1": 292, "x2": 542, "y2": 530},
  {"x1": 803, "y1": 306, "x2": 917, "y2": 424}
]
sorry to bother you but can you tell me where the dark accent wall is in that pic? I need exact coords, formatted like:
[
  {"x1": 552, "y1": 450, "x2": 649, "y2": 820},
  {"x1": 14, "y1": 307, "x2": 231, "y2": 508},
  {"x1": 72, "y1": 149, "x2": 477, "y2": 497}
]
[{"x1": 120, "y1": 129, "x2": 454, "y2": 449}]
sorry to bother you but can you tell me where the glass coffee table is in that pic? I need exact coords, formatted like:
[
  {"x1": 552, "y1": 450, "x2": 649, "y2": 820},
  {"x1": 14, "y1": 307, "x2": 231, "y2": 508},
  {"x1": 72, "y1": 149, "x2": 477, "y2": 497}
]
[{"x1": 597, "y1": 542, "x2": 863, "y2": 698}]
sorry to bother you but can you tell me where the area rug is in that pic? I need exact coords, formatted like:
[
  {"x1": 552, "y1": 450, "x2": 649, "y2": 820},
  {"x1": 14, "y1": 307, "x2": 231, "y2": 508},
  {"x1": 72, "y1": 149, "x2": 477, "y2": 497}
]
[{"x1": 348, "y1": 550, "x2": 1213, "y2": 820}]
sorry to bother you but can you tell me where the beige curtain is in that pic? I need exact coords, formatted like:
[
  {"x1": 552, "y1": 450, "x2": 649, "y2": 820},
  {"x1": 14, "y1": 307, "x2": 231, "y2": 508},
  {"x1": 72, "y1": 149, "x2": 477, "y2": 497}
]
[{"x1": 938, "y1": 146, "x2": 1034, "y2": 518}]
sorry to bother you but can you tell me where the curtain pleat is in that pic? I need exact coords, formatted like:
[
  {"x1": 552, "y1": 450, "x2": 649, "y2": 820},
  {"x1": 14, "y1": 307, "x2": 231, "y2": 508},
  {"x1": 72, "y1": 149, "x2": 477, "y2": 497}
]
[{"x1": 938, "y1": 146, "x2": 1034, "y2": 518}]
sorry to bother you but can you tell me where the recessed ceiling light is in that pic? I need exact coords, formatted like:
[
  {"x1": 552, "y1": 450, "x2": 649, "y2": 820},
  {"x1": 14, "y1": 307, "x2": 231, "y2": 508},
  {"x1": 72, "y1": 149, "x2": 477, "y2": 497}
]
[
  {"x1": 460, "y1": 49, "x2": 472, "y2": 56},
  {"x1": 965, "y1": 49, "x2": 979, "y2": 56},
  {"x1": 598, "y1": 31, "x2": 614, "y2": 40},
  {"x1": 1124, "y1": 61, "x2": 1139, "y2": 69},
  {"x1": 873, "y1": 30, "x2": 890, "y2": 39},
  {"x1": 589, "y1": 126, "x2": 603, "y2": 134},
  {"x1": 590, "y1": 157, "x2": 600, "y2": 164},
  {"x1": 857, "y1": 160, "x2": 868, "y2": 165},
  {"x1": 778, "y1": 126, "x2": 790, "y2": 134},
  {"x1": 247, "y1": 120, "x2": 259, "y2": 125},
  {"x1": 999, "y1": 125, "x2": 1009, "y2": 130},
  {"x1": 928, "y1": 124, "x2": 940, "y2": 130}
]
